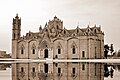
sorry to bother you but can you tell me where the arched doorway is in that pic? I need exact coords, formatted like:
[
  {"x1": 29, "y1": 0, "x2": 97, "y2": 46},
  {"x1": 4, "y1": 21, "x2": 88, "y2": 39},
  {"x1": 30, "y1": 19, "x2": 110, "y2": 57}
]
[{"x1": 44, "y1": 49, "x2": 48, "y2": 58}]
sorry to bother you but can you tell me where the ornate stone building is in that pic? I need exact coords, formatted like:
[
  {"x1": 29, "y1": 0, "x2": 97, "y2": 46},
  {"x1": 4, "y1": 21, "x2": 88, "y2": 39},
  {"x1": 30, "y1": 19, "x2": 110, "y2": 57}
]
[{"x1": 12, "y1": 14, "x2": 104, "y2": 59}]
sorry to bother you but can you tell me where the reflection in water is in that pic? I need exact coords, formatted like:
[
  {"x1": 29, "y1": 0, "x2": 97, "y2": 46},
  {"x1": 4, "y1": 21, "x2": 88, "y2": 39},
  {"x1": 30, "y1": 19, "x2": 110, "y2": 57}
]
[
  {"x1": 0, "y1": 64, "x2": 10, "y2": 70},
  {"x1": 2, "y1": 62, "x2": 120, "y2": 80},
  {"x1": 104, "y1": 64, "x2": 114, "y2": 78},
  {"x1": 12, "y1": 62, "x2": 104, "y2": 80}
]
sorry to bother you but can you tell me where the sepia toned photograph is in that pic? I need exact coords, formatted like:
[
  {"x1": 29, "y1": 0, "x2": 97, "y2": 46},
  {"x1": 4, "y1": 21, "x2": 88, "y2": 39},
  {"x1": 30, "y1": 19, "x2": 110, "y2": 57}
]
[{"x1": 0, "y1": 0, "x2": 120, "y2": 80}]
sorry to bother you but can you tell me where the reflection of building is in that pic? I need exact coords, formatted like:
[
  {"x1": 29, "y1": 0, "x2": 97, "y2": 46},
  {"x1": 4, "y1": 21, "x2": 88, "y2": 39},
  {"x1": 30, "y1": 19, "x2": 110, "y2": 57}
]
[
  {"x1": 0, "y1": 51, "x2": 11, "y2": 58},
  {"x1": 12, "y1": 62, "x2": 104, "y2": 80},
  {"x1": 12, "y1": 14, "x2": 104, "y2": 59},
  {"x1": 0, "y1": 51, "x2": 6, "y2": 58},
  {"x1": 0, "y1": 64, "x2": 11, "y2": 70}
]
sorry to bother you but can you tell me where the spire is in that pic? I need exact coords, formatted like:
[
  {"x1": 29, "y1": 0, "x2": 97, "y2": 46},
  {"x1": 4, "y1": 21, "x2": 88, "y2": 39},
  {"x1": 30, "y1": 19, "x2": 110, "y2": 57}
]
[
  {"x1": 39, "y1": 25, "x2": 42, "y2": 32},
  {"x1": 77, "y1": 22, "x2": 79, "y2": 28},
  {"x1": 94, "y1": 24, "x2": 96, "y2": 27},
  {"x1": 45, "y1": 22, "x2": 47, "y2": 27},
  {"x1": 64, "y1": 27, "x2": 66, "y2": 29},
  {"x1": 87, "y1": 25, "x2": 89, "y2": 28}
]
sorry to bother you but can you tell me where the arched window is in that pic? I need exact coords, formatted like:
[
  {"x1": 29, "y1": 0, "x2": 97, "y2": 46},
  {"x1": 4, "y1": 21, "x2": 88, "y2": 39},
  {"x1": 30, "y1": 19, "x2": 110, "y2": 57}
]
[
  {"x1": 21, "y1": 48, "x2": 24, "y2": 54},
  {"x1": 44, "y1": 64, "x2": 48, "y2": 73},
  {"x1": 58, "y1": 46, "x2": 61, "y2": 54},
  {"x1": 95, "y1": 47, "x2": 96, "y2": 58},
  {"x1": 64, "y1": 30, "x2": 66, "y2": 34},
  {"x1": 72, "y1": 68, "x2": 75, "y2": 74},
  {"x1": 57, "y1": 25, "x2": 59, "y2": 29},
  {"x1": 44, "y1": 49, "x2": 48, "y2": 58},
  {"x1": 82, "y1": 51, "x2": 85, "y2": 57},
  {"x1": 32, "y1": 67, "x2": 35, "y2": 72},
  {"x1": 21, "y1": 46, "x2": 24, "y2": 54},
  {"x1": 13, "y1": 33, "x2": 15, "y2": 39},
  {"x1": 32, "y1": 48, "x2": 35, "y2": 54},
  {"x1": 32, "y1": 44, "x2": 36, "y2": 54},
  {"x1": 58, "y1": 68, "x2": 61, "y2": 73},
  {"x1": 21, "y1": 67, "x2": 24, "y2": 72},
  {"x1": 57, "y1": 43, "x2": 62, "y2": 55},
  {"x1": 88, "y1": 29, "x2": 89, "y2": 32},
  {"x1": 55, "y1": 55, "x2": 58, "y2": 58},
  {"x1": 72, "y1": 46, "x2": 75, "y2": 54},
  {"x1": 82, "y1": 64, "x2": 85, "y2": 70},
  {"x1": 94, "y1": 29, "x2": 96, "y2": 33},
  {"x1": 55, "y1": 63, "x2": 58, "y2": 67}
]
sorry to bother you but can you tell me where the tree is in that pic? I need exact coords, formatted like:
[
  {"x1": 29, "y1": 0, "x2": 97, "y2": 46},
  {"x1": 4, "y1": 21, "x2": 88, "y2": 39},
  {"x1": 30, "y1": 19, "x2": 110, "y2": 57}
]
[
  {"x1": 117, "y1": 49, "x2": 120, "y2": 57},
  {"x1": 110, "y1": 44, "x2": 114, "y2": 55},
  {"x1": 104, "y1": 44, "x2": 109, "y2": 59}
]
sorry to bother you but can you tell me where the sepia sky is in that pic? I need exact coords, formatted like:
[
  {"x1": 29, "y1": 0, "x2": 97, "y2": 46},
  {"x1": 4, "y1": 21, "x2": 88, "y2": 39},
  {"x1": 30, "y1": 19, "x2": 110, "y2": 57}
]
[{"x1": 0, "y1": 0, "x2": 120, "y2": 53}]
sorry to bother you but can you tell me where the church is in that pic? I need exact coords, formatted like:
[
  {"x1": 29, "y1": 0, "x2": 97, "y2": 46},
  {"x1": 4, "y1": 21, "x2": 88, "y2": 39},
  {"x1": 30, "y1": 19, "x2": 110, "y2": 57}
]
[{"x1": 12, "y1": 14, "x2": 104, "y2": 59}]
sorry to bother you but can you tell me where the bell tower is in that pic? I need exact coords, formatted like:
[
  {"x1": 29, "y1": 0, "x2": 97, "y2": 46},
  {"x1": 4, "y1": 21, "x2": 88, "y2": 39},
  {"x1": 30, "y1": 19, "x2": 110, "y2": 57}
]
[
  {"x1": 12, "y1": 14, "x2": 21, "y2": 58},
  {"x1": 12, "y1": 13, "x2": 21, "y2": 40},
  {"x1": 48, "y1": 16, "x2": 63, "y2": 30}
]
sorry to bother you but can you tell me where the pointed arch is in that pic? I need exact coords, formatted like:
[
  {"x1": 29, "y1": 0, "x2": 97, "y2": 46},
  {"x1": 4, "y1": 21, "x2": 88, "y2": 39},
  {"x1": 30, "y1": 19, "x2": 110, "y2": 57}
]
[
  {"x1": 94, "y1": 29, "x2": 97, "y2": 33},
  {"x1": 83, "y1": 32, "x2": 87, "y2": 36},
  {"x1": 62, "y1": 28, "x2": 69, "y2": 35},
  {"x1": 86, "y1": 27, "x2": 92, "y2": 33},
  {"x1": 31, "y1": 43, "x2": 36, "y2": 54},
  {"x1": 71, "y1": 41, "x2": 77, "y2": 48},
  {"x1": 71, "y1": 41, "x2": 77, "y2": 54},
  {"x1": 21, "y1": 44, "x2": 25, "y2": 54},
  {"x1": 39, "y1": 40, "x2": 50, "y2": 49},
  {"x1": 57, "y1": 42, "x2": 62, "y2": 54},
  {"x1": 31, "y1": 43, "x2": 36, "y2": 49},
  {"x1": 93, "y1": 27, "x2": 99, "y2": 34},
  {"x1": 57, "y1": 42, "x2": 62, "y2": 49}
]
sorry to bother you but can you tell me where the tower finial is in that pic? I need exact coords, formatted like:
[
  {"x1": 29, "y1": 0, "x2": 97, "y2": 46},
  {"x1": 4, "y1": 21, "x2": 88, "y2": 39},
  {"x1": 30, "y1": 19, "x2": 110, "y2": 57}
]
[
  {"x1": 15, "y1": 13, "x2": 19, "y2": 18},
  {"x1": 77, "y1": 22, "x2": 79, "y2": 27},
  {"x1": 45, "y1": 22, "x2": 47, "y2": 27},
  {"x1": 39, "y1": 25, "x2": 42, "y2": 32},
  {"x1": 94, "y1": 24, "x2": 96, "y2": 27},
  {"x1": 87, "y1": 25, "x2": 89, "y2": 28},
  {"x1": 16, "y1": 13, "x2": 18, "y2": 16},
  {"x1": 54, "y1": 15, "x2": 57, "y2": 19}
]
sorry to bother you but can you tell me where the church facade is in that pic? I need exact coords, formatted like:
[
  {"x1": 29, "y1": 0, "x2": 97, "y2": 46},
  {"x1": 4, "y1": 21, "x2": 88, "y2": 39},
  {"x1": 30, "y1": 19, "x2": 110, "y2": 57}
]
[{"x1": 12, "y1": 14, "x2": 104, "y2": 59}]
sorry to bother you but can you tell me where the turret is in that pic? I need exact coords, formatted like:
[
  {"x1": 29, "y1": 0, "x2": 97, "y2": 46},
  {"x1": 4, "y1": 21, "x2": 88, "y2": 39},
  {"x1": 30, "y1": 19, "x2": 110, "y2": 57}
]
[
  {"x1": 12, "y1": 13, "x2": 21, "y2": 40},
  {"x1": 48, "y1": 16, "x2": 63, "y2": 30},
  {"x1": 12, "y1": 14, "x2": 21, "y2": 59}
]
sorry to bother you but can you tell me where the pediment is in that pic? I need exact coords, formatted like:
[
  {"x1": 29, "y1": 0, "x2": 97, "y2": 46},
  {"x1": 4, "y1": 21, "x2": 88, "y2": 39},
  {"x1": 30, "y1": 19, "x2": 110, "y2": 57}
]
[
  {"x1": 92, "y1": 27, "x2": 100, "y2": 33},
  {"x1": 56, "y1": 33, "x2": 63, "y2": 38},
  {"x1": 71, "y1": 27, "x2": 83, "y2": 36},
  {"x1": 86, "y1": 27, "x2": 92, "y2": 33}
]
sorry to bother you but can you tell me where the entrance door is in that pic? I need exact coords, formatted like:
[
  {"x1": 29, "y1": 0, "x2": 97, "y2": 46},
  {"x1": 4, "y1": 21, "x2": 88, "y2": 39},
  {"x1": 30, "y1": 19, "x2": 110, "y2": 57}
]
[{"x1": 44, "y1": 49, "x2": 48, "y2": 58}]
